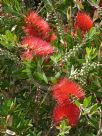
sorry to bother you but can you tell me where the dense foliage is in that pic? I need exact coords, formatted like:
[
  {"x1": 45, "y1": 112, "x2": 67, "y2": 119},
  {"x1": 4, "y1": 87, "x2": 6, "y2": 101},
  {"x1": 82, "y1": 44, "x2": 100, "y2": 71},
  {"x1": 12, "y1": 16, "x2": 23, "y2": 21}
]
[{"x1": 0, "y1": 0, "x2": 102, "y2": 136}]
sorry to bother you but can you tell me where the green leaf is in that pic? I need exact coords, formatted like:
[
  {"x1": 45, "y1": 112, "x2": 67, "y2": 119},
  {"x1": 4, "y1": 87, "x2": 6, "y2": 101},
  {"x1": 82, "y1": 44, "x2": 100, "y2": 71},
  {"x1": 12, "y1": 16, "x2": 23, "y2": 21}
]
[
  {"x1": 42, "y1": 72, "x2": 48, "y2": 84},
  {"x1": 50, "y1": 54, "x2": 61, "y2": 63},
  {"x1": 0, "y1": 30, "x2": 17, "y2": 49},
  {"x1": 90, "y1": 104, "x2": 98, "y2": 115},
  {"x1": 83, "y1": 96, "x2": 92, "y2": 108},
  {"x1": 55, "y1": 72, "x2": 61, "y2": 78},
  {"x1": 34, "y1": 72, "x2": 48, "y2": 84},
  {"x1": 88, "y1": 27, "x2": 96, "y2": 39},
  {"x1": 86, "y1": 47, "x2": 91, "y2": 56},
  {"x1": 50, "y1": 77, "x2": 57, "y2": 84},
  {"x1": 75, "y1": 100, "x2": 81, "y2": 107}
]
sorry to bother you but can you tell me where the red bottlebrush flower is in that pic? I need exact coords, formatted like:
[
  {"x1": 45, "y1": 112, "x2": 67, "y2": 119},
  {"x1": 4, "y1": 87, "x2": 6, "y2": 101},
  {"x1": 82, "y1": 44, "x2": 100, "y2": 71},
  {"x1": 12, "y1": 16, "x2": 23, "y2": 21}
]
[
  {"x1": 25, "y1": 11, "x2": 51, "y2": 39},
  {"x1": 22, "y1": 25, "x2": 39, "y2": 37},
  {"x1": 75, "y1": 12, "x2": 93, "y2": 32},
  {"x1": 53, "y1": 102, "x2": 80, "y2": 127},
  {"x1": 21, "y1": 50, "x2": 33, "y2": 61},
  {"x1": 52, "y1": 78, "x2": 85, "y2": 104},
  {"x1": 21, "y1": 36, "x2": 54, "y2": 57},
  {"x1": 21, "y1": 36, "x2": 35, "y2": 48}
]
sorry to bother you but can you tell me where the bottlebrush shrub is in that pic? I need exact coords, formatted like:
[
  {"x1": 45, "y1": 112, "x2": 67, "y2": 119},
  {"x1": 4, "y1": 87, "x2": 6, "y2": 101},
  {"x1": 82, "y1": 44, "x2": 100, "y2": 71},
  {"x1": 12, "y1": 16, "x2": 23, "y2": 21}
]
[{"x1": 0, "y1": 0, "x2": 102, "y2": 136}]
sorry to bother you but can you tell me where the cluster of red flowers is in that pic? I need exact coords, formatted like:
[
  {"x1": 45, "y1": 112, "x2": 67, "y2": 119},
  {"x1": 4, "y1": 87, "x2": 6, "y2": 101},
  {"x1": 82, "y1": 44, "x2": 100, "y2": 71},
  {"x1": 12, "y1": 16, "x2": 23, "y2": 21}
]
[
  {"x1": 68, "y1": 12, "x2": 93, "y2": 38},
  {"x1": 75, "y1": 12, "x2": 93, "y2": 32},
  {"x1": 21, "y1": 11, "x2": 93, "y2": 60},
  {"x1": 71, "y1": 12, "x2": 93, "y2": 39},
  {"x1": 52, "y1": 78, "x2": 85, "y2": 127},
  {"x1": 21, "y1": 11, "x2": 57, "y2": 60}
]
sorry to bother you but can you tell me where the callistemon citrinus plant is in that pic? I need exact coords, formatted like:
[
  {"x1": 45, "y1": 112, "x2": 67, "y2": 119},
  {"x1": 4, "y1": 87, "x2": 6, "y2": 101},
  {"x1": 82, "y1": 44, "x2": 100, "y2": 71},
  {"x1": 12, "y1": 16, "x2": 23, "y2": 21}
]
[{"x1": 0, "y1": 0, "x2": 102, "y2": 136}]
